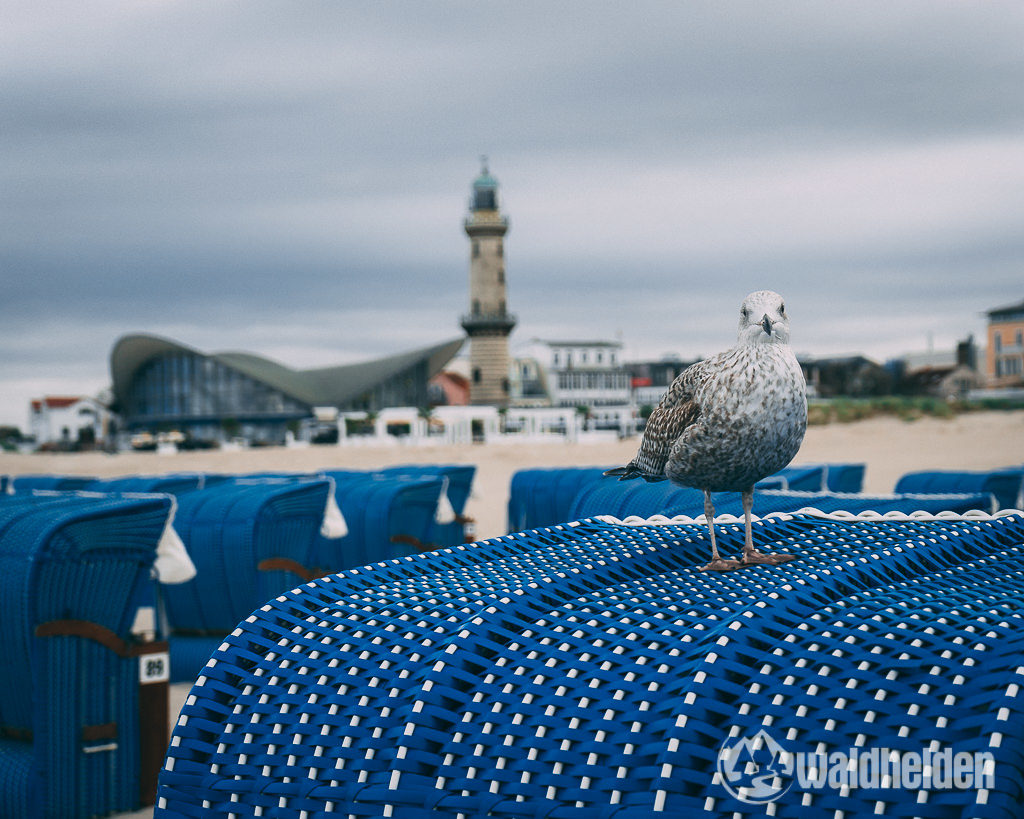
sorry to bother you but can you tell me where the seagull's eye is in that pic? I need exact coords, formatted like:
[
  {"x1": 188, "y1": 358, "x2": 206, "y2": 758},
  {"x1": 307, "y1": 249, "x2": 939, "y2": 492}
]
[
  {"x1": 741, "y1": 307, "x2": 749, "y2": 319},
  {"x1": 780, "y1": 304, "x2": 786, "y2": 315}
]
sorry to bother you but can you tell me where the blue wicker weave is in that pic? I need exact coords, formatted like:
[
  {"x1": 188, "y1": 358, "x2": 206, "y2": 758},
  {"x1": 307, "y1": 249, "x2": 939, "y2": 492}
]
[
  {"x1": 0, "y1": 491, "x2": 173, "y2": 819},
  {"x1": 509, "y1": 465, "x2": 868, "y2": 536},
  {"x1": 155, "y1": 511, "x2": 1024, "y2": 817},
  {"x1": 378, "y1": 465, "x2": 477, "y2": 546},
  {"x1": 9, "y1": 475, "x2": 97, "y2": 492},
  {"x1": 895, "y1": 469, "x2": 1024, "y2": 511},
  {"x1": 507, "y1": 467, "x2": 611, "y2": 533},
  {"x1": 822, "y1": 462, "x2": 865, "y2": 493},
  {"x1": 89, "y1": 474, "x2": 207, "y2": 495},
  {"x1": 317, "y1": 472, "x2": 445, "y2": 570},
  {"x1": 763, "y1": 463, "x2": 865, "y2": 493},
  {"x1": 756, "y1": 464, "x2": 826, "y2": 491},
  {"x1": 569, "y1": 478, "x2": 995, "y2": 521},
  {"x1": 162, "y1": 478, "x2": 332, "y2": 683},
  {"x1": 235, "y1": 470, "x2": 452, "y2": 563},
  {"x1": 757, "y1": 464, "x2": 868, "y2": 489}
]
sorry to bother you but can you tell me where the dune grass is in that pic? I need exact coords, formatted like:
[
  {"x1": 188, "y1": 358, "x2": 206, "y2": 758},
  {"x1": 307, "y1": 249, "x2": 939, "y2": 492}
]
[{"x1": 807, "y1": 396, "x2": 1024, "y2": 425}]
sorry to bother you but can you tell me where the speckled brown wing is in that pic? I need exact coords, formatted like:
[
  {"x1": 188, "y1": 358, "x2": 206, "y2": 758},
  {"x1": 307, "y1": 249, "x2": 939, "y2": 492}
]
[{"x1": 627, "y1": 367, "x2": 703, "y2": 478}]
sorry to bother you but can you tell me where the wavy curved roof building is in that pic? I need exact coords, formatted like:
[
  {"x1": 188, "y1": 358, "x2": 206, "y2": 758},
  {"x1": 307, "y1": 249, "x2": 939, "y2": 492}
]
[{"x1": 110, "y1": 333, "x2": 463, "y2": 442}]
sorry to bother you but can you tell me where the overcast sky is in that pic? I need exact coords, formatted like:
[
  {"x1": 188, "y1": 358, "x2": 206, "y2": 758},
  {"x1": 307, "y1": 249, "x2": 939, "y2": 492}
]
[{"x1": 2, "y1": 2, "x2": 1021, "y2": 427}]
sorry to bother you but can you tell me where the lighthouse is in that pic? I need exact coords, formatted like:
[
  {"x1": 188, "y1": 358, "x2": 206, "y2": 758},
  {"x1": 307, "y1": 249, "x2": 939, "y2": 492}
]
[{"x1": 461, "y1": 159, "x2": 516, "y2": 407}]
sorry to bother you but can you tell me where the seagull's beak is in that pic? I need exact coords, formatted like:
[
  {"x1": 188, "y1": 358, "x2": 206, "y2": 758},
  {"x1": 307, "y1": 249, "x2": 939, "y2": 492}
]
[{"x1": 761, "y1": 314, "x2": 773, "y2": 336}]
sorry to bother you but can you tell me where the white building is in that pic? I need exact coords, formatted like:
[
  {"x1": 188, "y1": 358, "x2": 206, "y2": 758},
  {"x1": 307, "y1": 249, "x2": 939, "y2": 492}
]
[
  {"x1": 508, "y1": 356, "x2": 550, "y2": 407},
  {"x1": 512, "y1": 340, "x2": 631, "y2": 409},
  {"x1": 545, "y1": 340, "x2": 631, "y2": 408},
  {"x1": 29, "y1": 395, "x2": 111, "y2": 448}
]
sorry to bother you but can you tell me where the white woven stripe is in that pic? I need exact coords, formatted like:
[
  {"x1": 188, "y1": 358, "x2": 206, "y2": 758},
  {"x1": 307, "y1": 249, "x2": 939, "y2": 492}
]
[{"x1": 591, "y1": 508, "x2": 1024, "y2": 526}]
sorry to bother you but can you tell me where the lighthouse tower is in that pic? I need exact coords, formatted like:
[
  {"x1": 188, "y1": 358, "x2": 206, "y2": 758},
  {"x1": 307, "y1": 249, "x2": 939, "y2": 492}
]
[{"x1": 461, "y1": 159, "x2": 516, "y2": 407}]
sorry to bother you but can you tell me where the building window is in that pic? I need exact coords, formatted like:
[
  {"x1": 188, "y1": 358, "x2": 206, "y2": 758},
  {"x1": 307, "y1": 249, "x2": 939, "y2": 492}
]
[
  {"x1": 597, "y1": 351, "x2": 603, "y2": 364},
  {"x1": 1017, "y1": 331, "x2": 1023, "y2": 347},
  {"x1": 994, "y1": 333, "x2": 1002, "y2": 351},
  {"x1": 553, "y1": 352, "x2": 559, "y2": 366},
  {"x1": 472, "y1": 241, "x2": 480, "y2": 258},
  {"x1": 473, "y1": 368, "x2": 481, "y2": 383},
  {"x1": 498, "y1": 268, "x2": 505, "y2": 284},
  {"x1": 472, "y1": 299, "x2": 480, "y2": 315},
  {"x1": 497, "y1": 241, "x2": 503, "y2": 257}
]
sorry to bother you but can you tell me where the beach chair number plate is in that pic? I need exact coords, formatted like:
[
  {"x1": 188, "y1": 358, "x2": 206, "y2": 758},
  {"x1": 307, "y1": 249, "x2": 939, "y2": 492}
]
[{"x1": 140, "y1": 652, "x2": 170, "y2": 684}]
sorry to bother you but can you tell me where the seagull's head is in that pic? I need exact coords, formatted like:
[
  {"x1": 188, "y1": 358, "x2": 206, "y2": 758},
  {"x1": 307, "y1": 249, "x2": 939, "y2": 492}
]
[{"x1": 737, "y1": 290, "x2": 790, "y2": 346}]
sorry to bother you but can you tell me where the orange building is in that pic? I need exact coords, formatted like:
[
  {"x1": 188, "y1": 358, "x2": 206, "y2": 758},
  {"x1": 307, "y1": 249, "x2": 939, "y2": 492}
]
[{"x1": 986, "y1": 299, "x2": 1024, "y2": 387}]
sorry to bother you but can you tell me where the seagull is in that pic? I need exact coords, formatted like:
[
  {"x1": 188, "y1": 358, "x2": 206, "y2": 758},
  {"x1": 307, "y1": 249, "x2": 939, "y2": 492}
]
[{"x1": 606, "y1": 291, "x2": 807, "y2": 571}]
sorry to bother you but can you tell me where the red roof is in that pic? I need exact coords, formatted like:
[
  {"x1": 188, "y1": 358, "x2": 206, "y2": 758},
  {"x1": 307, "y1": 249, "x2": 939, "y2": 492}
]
[{"x1": 36, "y1": 396, "x2": 84, "y2": 409}]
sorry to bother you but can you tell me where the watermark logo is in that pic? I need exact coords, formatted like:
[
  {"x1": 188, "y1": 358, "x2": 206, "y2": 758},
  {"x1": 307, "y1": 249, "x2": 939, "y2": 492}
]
[
  {"x1": 717, "y1": 729, "x2": 793, "y2": 803},
  {"x1": 716, "y1": 727, "x2": 994, "y2": 805}
]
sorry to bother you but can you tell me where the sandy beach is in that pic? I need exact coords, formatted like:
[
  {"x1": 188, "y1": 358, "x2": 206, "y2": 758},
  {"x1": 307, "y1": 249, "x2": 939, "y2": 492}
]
[{"x1": 3, "y1": 411, "x2": 1024, "y2": 542}]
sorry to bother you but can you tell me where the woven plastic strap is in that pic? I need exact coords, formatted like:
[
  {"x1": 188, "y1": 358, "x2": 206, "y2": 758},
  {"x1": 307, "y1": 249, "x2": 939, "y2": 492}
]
[{"x1": 156, "y1": 512, "x2": 1024, "y2": 818}]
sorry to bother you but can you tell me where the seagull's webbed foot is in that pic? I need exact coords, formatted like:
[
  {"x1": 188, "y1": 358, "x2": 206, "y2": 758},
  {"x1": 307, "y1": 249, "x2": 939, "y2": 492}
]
[
  {"x1": 740, "y1": 549, "x2": 798, "y2": 566},
  {"x1": 699, "y1": 557, "x2": 743, "y2": 572},
  {"x1": 738, "y1": 488, "x2": 798, "y2": 567}
]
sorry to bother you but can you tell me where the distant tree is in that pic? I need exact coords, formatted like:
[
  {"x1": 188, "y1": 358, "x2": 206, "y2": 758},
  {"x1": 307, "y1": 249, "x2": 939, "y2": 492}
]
[{"x1": 0, "y1": 425, "x2": 22, "y2": 451}]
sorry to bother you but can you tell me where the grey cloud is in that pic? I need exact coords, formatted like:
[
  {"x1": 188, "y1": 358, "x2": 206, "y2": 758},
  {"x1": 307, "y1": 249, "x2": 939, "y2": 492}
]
[{"x1": 1, "y1": 1, "x2": 1021, "y2": 425}]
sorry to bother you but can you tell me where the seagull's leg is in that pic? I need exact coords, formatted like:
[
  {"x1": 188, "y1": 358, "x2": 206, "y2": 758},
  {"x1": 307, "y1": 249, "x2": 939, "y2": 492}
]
[
  {"x1": 740, "y1": 488, "x2": 797, "y2": 566},
  {"x1": 699, "y1": 489, "x2": 741, "y2": 572}
]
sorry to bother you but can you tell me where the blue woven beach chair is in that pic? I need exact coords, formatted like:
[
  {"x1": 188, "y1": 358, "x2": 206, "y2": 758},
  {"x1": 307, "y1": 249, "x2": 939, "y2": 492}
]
[
  {"x1": 507, "y1": 467, "x2": 610, "y2": 532},
  {"x1": 756, "y1": 463, "x2": 826, "y2": 491},
  {"x1": 704, "y1": 489, "x2": 993, "y2": 517},
  {"x1": 318, "y1": 471, "x2": 444, "y2": 570},
  {"x1": 89, "y1": 474, "x2": 207, "y2": 496},
  {"x1": 236, "y1": 468, "x2": 454, "y2": 552},
  {"x1": 570, "y1": 477, "x2": 994, "y2": 521},
  {"x1": 895, "y1": 468, "x2": 1024, "y2": 510},
  {"x1": 0, "y1": 492, "x2": 173, "y2": 819},
  {"x1": 758, "y1": 463, "x2": 866, "y2": 492},
  {"x1": 162, "y1": 478, "x2": 332, "y2": 683},
  {"x1": 378, "y1": 464, "x2": 477, "y2": 546},
  {"x1": 9, "y1": 475, "x2": 97, "y2": 492},
  {"x1": 822, "y1": 462, "x2": 865, "y2": 492},
  {"x1": 155, "y1": 511, "x2": 1024, "y2": 818}
]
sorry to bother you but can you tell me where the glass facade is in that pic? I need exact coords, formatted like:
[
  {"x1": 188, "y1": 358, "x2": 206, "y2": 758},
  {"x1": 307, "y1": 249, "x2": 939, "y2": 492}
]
[
  {"x1": 557, "y1": 371, "x2": 632, "y2": 391},
  {"x1": 115, "y1": 342, "x2": 443, "y2": 442},
  {"x1": 122, "y1": 352, "x2": 309, "y2": 430}
]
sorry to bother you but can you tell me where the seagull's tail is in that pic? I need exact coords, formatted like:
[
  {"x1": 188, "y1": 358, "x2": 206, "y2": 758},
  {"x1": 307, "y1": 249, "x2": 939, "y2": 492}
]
[{"x1": 603, "y1": 464, "x2": 667, "y2": 483}]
